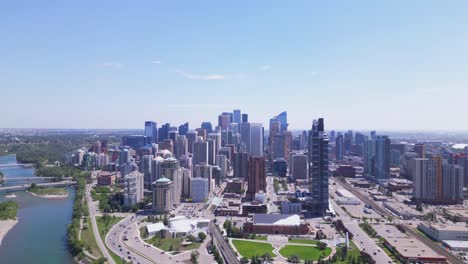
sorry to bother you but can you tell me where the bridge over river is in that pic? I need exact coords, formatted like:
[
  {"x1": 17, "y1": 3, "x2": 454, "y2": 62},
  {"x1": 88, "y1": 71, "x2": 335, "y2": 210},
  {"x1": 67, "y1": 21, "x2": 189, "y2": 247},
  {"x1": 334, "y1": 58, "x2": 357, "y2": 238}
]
[{"x1": 0, "y1": 181, "x2": 77, "y2": 192}]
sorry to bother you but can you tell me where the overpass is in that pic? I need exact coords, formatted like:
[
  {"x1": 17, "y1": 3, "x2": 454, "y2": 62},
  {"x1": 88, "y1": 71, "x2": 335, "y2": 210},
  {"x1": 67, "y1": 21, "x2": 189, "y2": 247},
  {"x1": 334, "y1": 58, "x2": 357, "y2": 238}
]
[
  {"x1": 0, "y1": 164, "x2": 34, "y2": 168},
  {"x1": 2, "y1": 177, "x2": 72, "y2": 182},
  {"x1": 0, "y1": 181, "x2": 77, "y2": 192}
]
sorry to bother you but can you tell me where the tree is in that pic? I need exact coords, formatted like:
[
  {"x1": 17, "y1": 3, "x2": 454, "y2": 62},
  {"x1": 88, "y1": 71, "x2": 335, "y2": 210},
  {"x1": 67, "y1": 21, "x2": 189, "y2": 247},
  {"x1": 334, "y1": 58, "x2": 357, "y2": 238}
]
[
  {"x1": 317, "y1": 241, "x2": 328, "y2": 250},
  {"x1": 198, "y1": 232, "x2": 207, "y2": 242},
  {"x1": 163, "y1": 214, "x2": 169, "y2": 226},
  {"x1": 191, "y1": 250, "x2": 199, "y2": 264},
  {"x1": 169, "y1": 244, "x2": 173, "y2": 251},
  {"x1": 240, "y1": 257, "x2": 249, "y2": 264}
]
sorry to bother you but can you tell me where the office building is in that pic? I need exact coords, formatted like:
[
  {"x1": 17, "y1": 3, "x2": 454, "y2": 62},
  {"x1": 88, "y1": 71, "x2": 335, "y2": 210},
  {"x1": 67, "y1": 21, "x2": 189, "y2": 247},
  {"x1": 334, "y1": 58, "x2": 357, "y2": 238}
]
[
  {"x1": 247, "y1": 156, "x2": 266, "y2": 200},
  {"x1": 242, "y1": 113, "x2": 248, "y2": 123},
  {"x1": 335, "y1": 133, "x2": 344, "y2": 160},
  {"x1": 193, "y1": 137, "x2": 208, "y2": 166},
  {"x1": 233, "y1": 109, "x2": 241, "y2": 125},
  {"x1": 194, "y1": 163, "x2": 213, "y2": 192},
  {"x1": 249, "y1": 123, "x2": 263, "y2": 157},
  {"x1": 122, "y1": 135, "x2": 146, "y2": 150},
  {"x1": 291, "y1": 154, "x2": 308, "y2": 180},
  {"x1": 161, "y1": 158, "x2": 182, "y2": 206},
  {"x1": 186, "y1": 130, "x2": 197, "y2": 154},
  {"x1": 158, "y1": 123, "x2": 171, "y2": 141},
  {"x1": 178, "y1": 122, "x2": 189, "y2": 136},
  {"x1": 144, "y1": 121, "x2": 158, "y2": 144},
  {"x1": 414, "y1": 143, "x2": 426, "y2": 158},
  {"x1": 218, "y1": 114, "x2": 230, "y2": 131},
  {"x1": 201, "y1": 122, "x2": 213, "y2": 134},
  {"x1": 175, "y1": 135, "x2": 188, "y2": 159},
  {"x1": 190, "y1": 177, "x2": 209, "y2": 203},
  {"x1": 234, "y1": 152, "x2": 249, "y2": 179}
]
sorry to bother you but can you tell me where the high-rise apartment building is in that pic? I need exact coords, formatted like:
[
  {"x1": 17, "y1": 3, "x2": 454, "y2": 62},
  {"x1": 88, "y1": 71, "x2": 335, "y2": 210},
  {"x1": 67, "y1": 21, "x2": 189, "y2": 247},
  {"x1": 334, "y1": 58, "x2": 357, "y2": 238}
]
[
  {"x1": 308, "y1": 118, "x2": 329, "y2": 216},
  {"x1": 193, "y1": 137, "x2": 208, "y2": 166},
  {"x1": 123, "y1": 171, "x2": 144, "y2": 207},
  {"x1": 141, "y1": 155, "x2": 153, "y2": 189},
  {"x1": 152, "y1": 177, "x2": 173, "y2": 213},
  {"x1": 291, "y1": 154, "x2": 308, "y2": 180},
  {"x1": 249, "y1": 123, "x2": 263, "y2": 157},
  {"x1": 247, "y1": 156, "x2": 266, "y2": 200},
  {"x1": 374, "y1": 135, "x2": 390, "y2": 180},
  {"x1": 335, "y1": 134, "x2": 344, "y2": 160}
]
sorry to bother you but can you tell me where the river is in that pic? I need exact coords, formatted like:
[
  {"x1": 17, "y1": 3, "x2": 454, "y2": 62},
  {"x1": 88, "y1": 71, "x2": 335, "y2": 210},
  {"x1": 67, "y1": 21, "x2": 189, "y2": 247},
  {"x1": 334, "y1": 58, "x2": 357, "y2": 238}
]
[{"x1": 0, "y1": 154, "x2": 75, "y2": 264}]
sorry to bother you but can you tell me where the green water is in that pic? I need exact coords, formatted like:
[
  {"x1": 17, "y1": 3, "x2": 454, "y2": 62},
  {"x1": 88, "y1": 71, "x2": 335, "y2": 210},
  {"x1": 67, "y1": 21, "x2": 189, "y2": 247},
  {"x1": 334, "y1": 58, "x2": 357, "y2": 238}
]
[{"x1": 0, "y1": 155, "x2": 75, "y2": 264}]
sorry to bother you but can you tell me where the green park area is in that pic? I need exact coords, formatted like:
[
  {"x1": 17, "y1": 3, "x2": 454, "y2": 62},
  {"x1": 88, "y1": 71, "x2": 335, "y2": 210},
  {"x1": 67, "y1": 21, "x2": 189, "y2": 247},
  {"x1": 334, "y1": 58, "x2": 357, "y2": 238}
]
[
  {"x1": 28, "y1": 184, "x2": 68, "y2": 196},
  {"x1": 147, "y1": 236, "x2": 201, "y2": 252},
  {"x1": 0, "y1": 201, "x2": 19, "y2": 220},
  {"x1": 232, "y1": 239, "x2": 276, "y2": 259},
  {"x1": 279, "y1": 245, "x2": 332, "y2": 261},
  {"x1": 288, "y1": 238, "x2": 319, "y2": 245}
]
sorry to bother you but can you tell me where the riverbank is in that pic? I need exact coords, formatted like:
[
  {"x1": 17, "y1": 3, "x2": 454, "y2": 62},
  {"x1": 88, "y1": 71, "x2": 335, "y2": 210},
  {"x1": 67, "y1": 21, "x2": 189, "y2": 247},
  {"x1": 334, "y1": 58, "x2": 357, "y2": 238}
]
[
  {"x1": 27, "y1": 186, "x2": 69, "y2": 199},
  {"x1": 28, "y1": 191, "x2": 69, "y2": 199},
  {"x1": 0, "y1": 219, "x2": 18, "y2": 246}
]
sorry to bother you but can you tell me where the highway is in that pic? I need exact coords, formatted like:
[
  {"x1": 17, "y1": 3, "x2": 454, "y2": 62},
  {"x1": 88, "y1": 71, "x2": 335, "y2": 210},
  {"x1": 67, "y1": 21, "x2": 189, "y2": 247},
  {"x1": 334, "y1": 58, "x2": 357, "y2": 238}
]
[
  {"x1": 330, "y1": 199, "x2": 393, "y2": 264},
  {"x1": 337, "y1": 178, "x2": 464, "y2": 264},
  {"x1": 85, "y1": 183, "x2": 116, "y2": 264}
]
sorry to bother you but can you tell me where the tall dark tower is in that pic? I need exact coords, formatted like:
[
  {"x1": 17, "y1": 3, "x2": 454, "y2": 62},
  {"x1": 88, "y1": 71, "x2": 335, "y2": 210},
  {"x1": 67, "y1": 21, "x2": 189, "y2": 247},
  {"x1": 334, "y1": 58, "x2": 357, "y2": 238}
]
[{"x1": 307, "y1": 118, "x2": 329, "y2": 216}]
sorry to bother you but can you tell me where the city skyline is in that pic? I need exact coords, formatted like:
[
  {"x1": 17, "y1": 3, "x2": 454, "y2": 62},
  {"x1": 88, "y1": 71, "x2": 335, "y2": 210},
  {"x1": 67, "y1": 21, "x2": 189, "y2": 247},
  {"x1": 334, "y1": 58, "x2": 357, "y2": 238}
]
[{"x1": 2, "y1": 1, "x2": 468, "y2": 130}]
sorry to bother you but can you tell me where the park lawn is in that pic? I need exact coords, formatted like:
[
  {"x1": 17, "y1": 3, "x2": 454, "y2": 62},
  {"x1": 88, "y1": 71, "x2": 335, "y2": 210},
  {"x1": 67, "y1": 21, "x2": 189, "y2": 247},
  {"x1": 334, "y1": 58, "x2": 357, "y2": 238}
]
[
  {"x1": 279, "y1": 245, "x2": 332, "y2": 261},
  {"x1": 96, "y1": 216, "x2": 124, "y2": 241},
  {"x1": 254, "y1": 235, "x2": 268, "y2": 241},
  {"x1": 289, "y1": 238, "x2": 319, "y2": 245},
  {"x1": 81, "y1": 217, "x2": 103, "y2": 258},
  {"x1": 232, "y1": 239, "x2": 277, "y2": 259},
  {"x1": 333, "y1": 242, "x2": 361, "y2": 264},
  {"x1": 29, "y1": 186, "x2": 68, "y2": 196},
  {"x1": 147, "y1": 236, "x2": 201, "y2": 251}
]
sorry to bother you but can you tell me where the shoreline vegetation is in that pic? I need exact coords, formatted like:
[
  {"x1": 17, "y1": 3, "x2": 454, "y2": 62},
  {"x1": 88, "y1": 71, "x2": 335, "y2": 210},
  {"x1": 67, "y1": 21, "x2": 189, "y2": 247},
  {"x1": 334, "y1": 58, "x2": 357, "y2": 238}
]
[
  {"x1": 27, "y1": 183, "x2": 68, "y2": 198},
  {"x1": 0, "y1": 200, "x2": 19, "y2": 246}
]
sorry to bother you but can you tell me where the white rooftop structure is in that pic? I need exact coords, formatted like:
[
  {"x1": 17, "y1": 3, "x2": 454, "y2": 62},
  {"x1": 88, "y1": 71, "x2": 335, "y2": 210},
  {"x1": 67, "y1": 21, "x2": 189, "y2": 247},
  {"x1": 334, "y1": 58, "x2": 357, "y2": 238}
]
[
  {"x1": 169, "y1": 216, "x2": 210, "y2": 235},
  {"x1": 146, "y1": 223, "x2": 166, "y2": 236},
  {"x1": 253, "y1": 214, "x2": 301, "y2": 226}
]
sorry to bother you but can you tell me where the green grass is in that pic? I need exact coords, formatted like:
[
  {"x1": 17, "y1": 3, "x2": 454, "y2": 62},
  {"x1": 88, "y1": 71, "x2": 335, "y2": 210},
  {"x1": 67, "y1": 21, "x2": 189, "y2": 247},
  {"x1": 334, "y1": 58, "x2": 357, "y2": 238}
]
[
  {"x1": 109, "y1": 249, "x2": 131, "y2": 264},
  {"x1": 289, "y1": 238, "x2": 319, "y2": 245},
  {"x1": 96, "y1": 215, "x2": 124, "y2": 242},
  {"x1": 279, "y1": 245, "x2": 332, "y2": 261},
  {"x1": 232, "y1": 239, "x2": 277, "y2": 259},
  {"x1": 147, "y1": 236, "x2": 201, "y2": 251},
  {"x1": 332, "y1": 242, "x2": 361, "y2": 264},
  {"x1": 254, "y1": 235, "x2": 268, "y2": 241},
  {"x1": 29, "y1": 186, "x2": 68, "y2": 196},
  {"x1": 0, "y1": 201, "x2": 19, "y2": 220},
  {"x1": 81, "y1": 217, "x2": 103, "y2": 258}
]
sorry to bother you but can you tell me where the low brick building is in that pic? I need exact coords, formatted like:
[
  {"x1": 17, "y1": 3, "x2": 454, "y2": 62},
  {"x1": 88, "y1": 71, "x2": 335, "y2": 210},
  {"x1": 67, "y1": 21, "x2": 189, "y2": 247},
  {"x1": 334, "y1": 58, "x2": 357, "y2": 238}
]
[{"x1": 243, "y1": 214, "x2": 309, "y2": 235}]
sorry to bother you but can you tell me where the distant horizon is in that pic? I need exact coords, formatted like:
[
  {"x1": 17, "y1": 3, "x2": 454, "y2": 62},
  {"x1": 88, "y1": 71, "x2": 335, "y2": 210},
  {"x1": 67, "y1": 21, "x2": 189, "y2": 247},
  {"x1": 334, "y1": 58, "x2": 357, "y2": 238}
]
[{"x1": 2, "y1": 1, "x2": 468, "y2": 130}]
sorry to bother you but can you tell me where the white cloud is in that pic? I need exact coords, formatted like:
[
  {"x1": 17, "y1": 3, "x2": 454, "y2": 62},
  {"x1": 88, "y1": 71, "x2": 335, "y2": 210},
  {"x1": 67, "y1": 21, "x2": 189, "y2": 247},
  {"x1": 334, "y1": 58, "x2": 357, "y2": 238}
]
[
  {"x1": 151, "y1": 60, "x2": 162, "y2": 64},
  {"x1": 100, "y1": 62, "x2": 124, "y2": 69},
  {"x1": 176, "y1": 70, "x2": 225, "y2": 80},
  {"x1": 260, "y1": 65, "x2": 272, "y2": 71}
]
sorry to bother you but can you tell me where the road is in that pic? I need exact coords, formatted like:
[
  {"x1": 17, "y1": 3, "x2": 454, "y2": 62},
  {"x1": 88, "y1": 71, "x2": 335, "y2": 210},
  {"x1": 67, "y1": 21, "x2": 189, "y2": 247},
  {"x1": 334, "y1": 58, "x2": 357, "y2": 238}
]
[
  {"x1": 106, "y1": 215, "x2": 214, "y2": 264},
  {"x1": 0, "y1": 180, "x2": 76, "y2": 192},
  {"x1": 85, "y1": 183, "x2": 116, "y2": 264},
  {"x1": 337, "y1": 178, "x2": 464, "y2": 264},
  {"x1": 331, "y1": 199, "x2": 393, "y2": 264},
  {"x1": 266, "y1": 176, "x2": 279, "y2": 213}
]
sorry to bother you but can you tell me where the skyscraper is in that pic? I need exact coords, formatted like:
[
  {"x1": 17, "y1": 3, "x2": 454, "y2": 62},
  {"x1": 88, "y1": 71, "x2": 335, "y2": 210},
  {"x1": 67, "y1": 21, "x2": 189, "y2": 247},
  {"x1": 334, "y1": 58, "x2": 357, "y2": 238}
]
[
  {"x1": 158, "y1": 123, "x2": 171, "y2": 141},
  {"x1": 234, "y1": 152, "x2": 249, "y2": 179},
  {"x1": 218, "y1": 114, "x2": 230, "y2": 131},
  {"x1": 141, "y1": 155, "x2": 153, "y2": 189},
  {"x1": 152, "y1": 177, "x2": 173, "y2": 213},
  {"x1": 249, "y1": 123, "x2": 263, "y2": 157},
  {"x1": 335, "y1": 133, "x2": 344, "y2": 161},
  {"x1": 193, "y1": 137, "x2": 208, "y2": 166},
  {"x1": 186, "y1": 130, "x2": 197, "y2": 154},
  {"x1": 175, "y1": 135, "x2": 188, "y2": 159},
  {"x1": 144, "y1": 121, "x2": 158, "y2": 144},
  {"x1": 178, "y1": 122, "x2": 189, "y2": 136},
  {"x1": 247, "y1": 156, "x2": 266, "y2": 200},
  {"x1": 374, "y1": 135, "x2": 390, "y2": 180},
  {"x1": 414, "y1": 143, "x2": 426, "y2": 159},
  {"x1": 308, "y1": 118, "x2": 329, "y2": 216},
  {"x1": 291, "y1": 154, "x2": 308, "y2": 180},
  {"x1": 242, "y1": 113, "x2": 248, "y2": 123},
  {"x1": 201, "y1": 122, "x2": 213, "y2": 134},
  {"x1": 364, "y1": 139, "x2": 376, "y2": 176},
  {"x1": 240, "y1": 123, "x2": 251, "y2": 153},
  {"x1": 233, "y1": 109, "x2": 241, "y2": 125}
]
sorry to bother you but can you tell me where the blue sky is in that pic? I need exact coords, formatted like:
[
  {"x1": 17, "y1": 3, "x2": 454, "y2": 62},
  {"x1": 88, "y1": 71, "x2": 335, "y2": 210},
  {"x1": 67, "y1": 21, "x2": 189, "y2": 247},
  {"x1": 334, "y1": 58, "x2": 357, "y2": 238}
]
[{"x1": 1, "y1": 1, "x2": 468, "y2": 130}]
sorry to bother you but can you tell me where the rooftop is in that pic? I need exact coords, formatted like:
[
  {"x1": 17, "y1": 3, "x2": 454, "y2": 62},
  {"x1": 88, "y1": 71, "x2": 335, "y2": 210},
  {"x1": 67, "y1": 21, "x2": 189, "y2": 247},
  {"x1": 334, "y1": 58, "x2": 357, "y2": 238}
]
[{"x1": 253, "y1": 214, "x2": 301, "y2": 226}]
